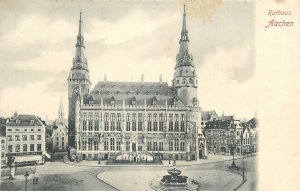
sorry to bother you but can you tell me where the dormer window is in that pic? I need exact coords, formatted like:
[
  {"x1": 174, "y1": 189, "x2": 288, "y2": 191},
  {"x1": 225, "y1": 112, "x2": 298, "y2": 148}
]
[
  {"x1": 173, "y1": 97, "x2": 178, "y2": 105},
  {"x1": 132, "y1": 96, "x2": 136, "y2": 105},
  {"x1": 30, "y1": 120, "x2": 34, "y2": 125},
  {"x1": 152, "y1": 97, "x2": 157, "y2": 105},
  {"x1": 111, "y1": 96, "x2": 115, "y2": 105},
  {"x1": 16, "y1": 119, "x2": 20, "y2": 125}
]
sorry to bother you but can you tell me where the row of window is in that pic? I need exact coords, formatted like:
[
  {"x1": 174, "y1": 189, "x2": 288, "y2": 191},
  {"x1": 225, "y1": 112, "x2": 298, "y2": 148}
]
[
  {"x1": 56, "y1": 142, "x2": 65, "y2": 146},
  {"x1": 8, "y1": 144, "x2": 42, "y2": 153},
  {"x1": 206, "y1": 130, "x2": 240, "y2": 136},
  {"x1": 7, "y1": 128, "x2": 42, "y2": 132},
  {"x1": 56, "y1": 137, "x2": 65, "y2": 141},
  {"x1": 82, "y1": 120, "x2": 185, "y2": 132},
  {"x1": 83, "y1": 113, "x2": 186, "y2": 122},
  {"x1": 78, "y1": 140, "x2": 185, "y2": 152},
  {"x1": 207, "y1": 138, "x2": 235, "y2": 144},
  {"x1": 7, "y1": 135, "x2": 42, "y2": 141}
]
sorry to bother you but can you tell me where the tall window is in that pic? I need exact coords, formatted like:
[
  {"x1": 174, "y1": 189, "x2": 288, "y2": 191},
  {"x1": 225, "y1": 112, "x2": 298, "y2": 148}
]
[
  {"x1": 138, "y1": 113, "x2": 143, "y2": 131},
  {"x1": 159, "y1": 114, "x2": 164, "y2": 131},
  {"x1": 104, "y1": 121, "x2": 109, "y2": 131},
  {"x1": 110, "y1": 121, "x2": 115, "y2": 131},
  {"x1": 126, "y1": 142, "x2": 130, "y2": 151},
  {"x1": 153, "y1": 114, "x2": 158, "y2": 131},
  {"x1": 116, "y1": 141, "x2": 121, "y2": 151},
  {"x1": 116, "y1": 121, "x2": 121, "y2": 131},
  {"x1": 94, "y1": 114, "x2": 99, "y2": 131},
  {"x1": 147, "y1": 114, "x2": 152, "y2": 131},
  {"x1": 117, "y1": 113, "x2": 121, "y2": 121},
  {"x1": 8, "y1": 145, "x2": 12, "y2": 152},
  {"x1": 15, "y1": 144, "x2": 20, "y2": 152},
  {"x1": 110, "y1": 138, "x2": 115, "y2": 151},
  {"x1": 180, "y1": 142, "x2": 185, "y2": 151},
  {"x1": 132, "y1": 121, "x2": 136, "y2": 131},
  {"x1": 169, "y1": 114, "x2": 173, "y2": 131},
  {"x1": 169, "y1": 142, "x2": 173, "y2": 151},
  {"x1": 180, "y1": 114, "x2": 185, "y2": 131},
  {"x1": 83, "y1": 114, "x2": 87, "y2": 131},
  {"x1": 15, "y1": 135, "x2": 20, "y2": 141},
  {"x1": 23, "y1": 144, "x2": 27, "y2": 152},
  {"x1": 104, "y1": 141, "x2": 109, "y2": 151},
  {"x1": 30, "y1": 144, "x2": 34, "y2": 152},
  {"x1": 30, "y1": 135, "x2": 34, "y2": 141},
  {"x1": 37, "y1": 144, "x2": 42, "y2": 151},
  {"x1": 88, "y1": 114, "x2": 93, "y2": 131},
  {"x1": 153, "y1": 142, "x2": 158, "y2": 151},
  {"x1": 82, "y1": 141, "x2": 87, "y2": 150},
  {"x1": 174, "y1": 139, "x2": 179, "y2": 151},
  {"x1": 175, "y1": 114, "x2": 179, "y2": 131},
  {"x1": 126, "y1": 114, "x2": 131, "y2": 131},
  {"x1": 37, "y1": 135, "x2": 41, "y2": 140},
  {"x1": 159, "y1": 142, "x2": 163, "y2": 151},
  {"x1": 94, "y1": 141, "x2": 99, "y2": 151},
  {"x1": 88, "y1": 138, "x2": 93, "y2": 150}
]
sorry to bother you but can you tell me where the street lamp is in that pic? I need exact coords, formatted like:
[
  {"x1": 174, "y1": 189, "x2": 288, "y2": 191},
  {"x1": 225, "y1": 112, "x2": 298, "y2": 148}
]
[
  {"x1": 230, "y1": 144, "x2": 237, "y2": 168},
  {"x1": 24, "y1": 171, "x2": 29, "y2": 191}
]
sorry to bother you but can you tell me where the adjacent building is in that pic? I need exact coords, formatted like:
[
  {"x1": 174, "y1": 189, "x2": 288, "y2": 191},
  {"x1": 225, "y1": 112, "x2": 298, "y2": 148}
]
[
  {"x1": 201, "y1": 110, "x2": 219, "y2": 130},
  {"x1": 52, "y1": 96, "x2": 68, "y2": 151},
  {"x1": 68, "y1": 7, "x2": 206, "y2": 161},
  {"x1": 5, "y1": 115, "x2": 46, "y2": 165},
  {"x1": 0, "y1": 117, "x2": 7, "y2": 166},
  {"x1": 205, "y1": 115, "x2": 258, "y2": 155},
  {"x1": 204, "y1": 117, "x2": 243, "y2": 155}
]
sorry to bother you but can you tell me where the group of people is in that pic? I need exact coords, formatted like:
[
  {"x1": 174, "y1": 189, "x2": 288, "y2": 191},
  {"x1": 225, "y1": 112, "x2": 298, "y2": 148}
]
[{"x1": 33, "y1": 177, "x2": 39, "y2": 184}]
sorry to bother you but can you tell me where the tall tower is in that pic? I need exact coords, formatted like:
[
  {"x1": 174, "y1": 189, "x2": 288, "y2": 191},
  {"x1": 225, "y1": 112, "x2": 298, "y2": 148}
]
[
  {"x1": 68, "y1": 12, "x2": 91, "y2": 147},
  {"x1": 172, "y1": 5, "x2": 198, "y2": 107},
  {"x1": 58, "y1": 94, "x2": 64, "y2": 120}
]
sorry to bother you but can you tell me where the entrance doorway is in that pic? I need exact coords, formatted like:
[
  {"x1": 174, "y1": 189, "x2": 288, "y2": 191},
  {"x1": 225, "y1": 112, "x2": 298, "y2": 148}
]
[
  {"x1": 199, "y1": 150, "x2": 203, "y2": 159},
  {"x1": 132, "y1": 143, "x2": 136, "y2": 152}
]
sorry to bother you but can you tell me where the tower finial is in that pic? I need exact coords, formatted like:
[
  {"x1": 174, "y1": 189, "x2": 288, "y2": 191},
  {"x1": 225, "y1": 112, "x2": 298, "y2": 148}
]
[{"x1": 184, "y1": 4, "x2": 186, "y2": 15}]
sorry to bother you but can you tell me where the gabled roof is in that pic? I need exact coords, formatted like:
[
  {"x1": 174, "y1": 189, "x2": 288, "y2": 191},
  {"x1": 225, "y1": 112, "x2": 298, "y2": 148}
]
[
  {"x1": 247, "y1": 118, "x2": 258, "y2": 128},
  {"x1": 202, "y1": 110, "x2": 218, "y2": 121},
  {"x1": 6, "y1": 115, "x2": 44, "y2": 127},
  {"x1": 219, "y1": 115, "x2": 234, "y2": 121},
  {"x1": 204, "y1": 119, "x2": 234, "y2": 130},
  {"x1": 83, "y1": 81, "x2": 185, "y2": 107},
  {"x1": 91, "y1": 81, "x2": 176, "y2": 97}
]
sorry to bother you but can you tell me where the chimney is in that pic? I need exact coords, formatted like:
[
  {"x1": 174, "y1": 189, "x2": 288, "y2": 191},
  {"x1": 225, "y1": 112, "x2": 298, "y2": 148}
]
[
  {"x1": 141, "y1": 74, "x2": 144, "y2": 83},
  {"x1": 159, "y1": 74, "x2": 162, "y2": 84},
  {"x1": 104, "y1": 74, "x2": 107, "y2": 82}
]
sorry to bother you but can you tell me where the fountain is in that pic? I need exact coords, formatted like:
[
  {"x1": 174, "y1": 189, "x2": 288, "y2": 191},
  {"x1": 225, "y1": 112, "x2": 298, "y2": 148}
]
[
  {"x1": 161, "y1": 160, "x2": 188, "y2": 185},
  {"x1": 150, "y1": 160, "x2": 200, "y2": 191}
]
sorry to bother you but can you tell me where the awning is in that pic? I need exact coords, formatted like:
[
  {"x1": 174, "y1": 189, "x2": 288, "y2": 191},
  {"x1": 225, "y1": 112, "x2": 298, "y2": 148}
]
[
  {"x1": 43, "y1": 151, "x2": 51, "y2": 159},
  {"x1": 13, "y1": 155, "x2": 42, "y2": 163}
]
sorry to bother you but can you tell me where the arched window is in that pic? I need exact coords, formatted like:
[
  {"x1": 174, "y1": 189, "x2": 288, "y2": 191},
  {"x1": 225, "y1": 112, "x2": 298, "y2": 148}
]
[{"x1": 182, "y1": 78, "x2": 187, "y2": 84}]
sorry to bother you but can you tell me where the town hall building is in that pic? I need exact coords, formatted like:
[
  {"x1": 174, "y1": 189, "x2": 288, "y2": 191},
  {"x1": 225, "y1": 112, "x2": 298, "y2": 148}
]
[{"x1": 68, "y1": 6, "x2": 206, "y2": 161}]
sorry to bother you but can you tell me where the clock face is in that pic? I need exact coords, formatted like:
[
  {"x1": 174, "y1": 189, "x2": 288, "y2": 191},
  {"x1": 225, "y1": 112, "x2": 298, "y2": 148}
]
[{"x1": 73, "y1": 86, "x2": 79, "y2": 94}]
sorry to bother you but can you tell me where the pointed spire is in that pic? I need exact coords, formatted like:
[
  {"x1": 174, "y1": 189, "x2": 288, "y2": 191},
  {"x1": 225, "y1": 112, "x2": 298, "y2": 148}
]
[
  {"x1": 73, "y1": 11, "x2": 88, "y2": 68},
  {"x1": 180, "y1": 4, "x2": 189, "y2": 44},
  {"x1": 175, "y1": 4, "x2": 193, "y2": 69},
  {"x1": 58, "y1": 94, "x2": 64, "y2": 119}
]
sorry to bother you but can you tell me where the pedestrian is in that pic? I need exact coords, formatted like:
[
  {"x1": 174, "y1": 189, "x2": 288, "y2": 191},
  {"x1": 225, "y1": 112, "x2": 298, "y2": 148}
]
[{"x1": 36, "y1": 177, "x2": 38, "y2": 184}]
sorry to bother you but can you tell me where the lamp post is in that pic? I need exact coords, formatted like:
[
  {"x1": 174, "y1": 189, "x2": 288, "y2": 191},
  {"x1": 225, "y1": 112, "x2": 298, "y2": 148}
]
[
  {"x1": 24, "y1": 171, "x2": 29, "y2": 191},
  {"x1": 230, "y1": 144, "x2": 237, "y2": 168}
]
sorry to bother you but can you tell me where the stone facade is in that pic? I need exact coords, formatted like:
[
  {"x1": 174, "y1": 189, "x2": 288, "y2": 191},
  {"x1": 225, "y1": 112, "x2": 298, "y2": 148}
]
[
  {"x1": 68, "y1": 8, "x2": 206, "y2": 161},
  {"x1": 5, "y1": 115, "x2": 46, "y2": 164}
]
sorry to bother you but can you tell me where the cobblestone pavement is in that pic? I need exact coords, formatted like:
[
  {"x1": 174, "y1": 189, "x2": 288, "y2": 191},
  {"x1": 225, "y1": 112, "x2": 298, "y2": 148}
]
[{"x1": 1, "y1": 155, "x2": 256, "y2": 191}]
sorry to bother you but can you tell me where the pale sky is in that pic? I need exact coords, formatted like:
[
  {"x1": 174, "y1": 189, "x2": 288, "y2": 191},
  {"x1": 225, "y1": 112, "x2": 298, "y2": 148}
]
[{"x1": 0, "y1": 1, "x2": 256, "y2": 120}]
